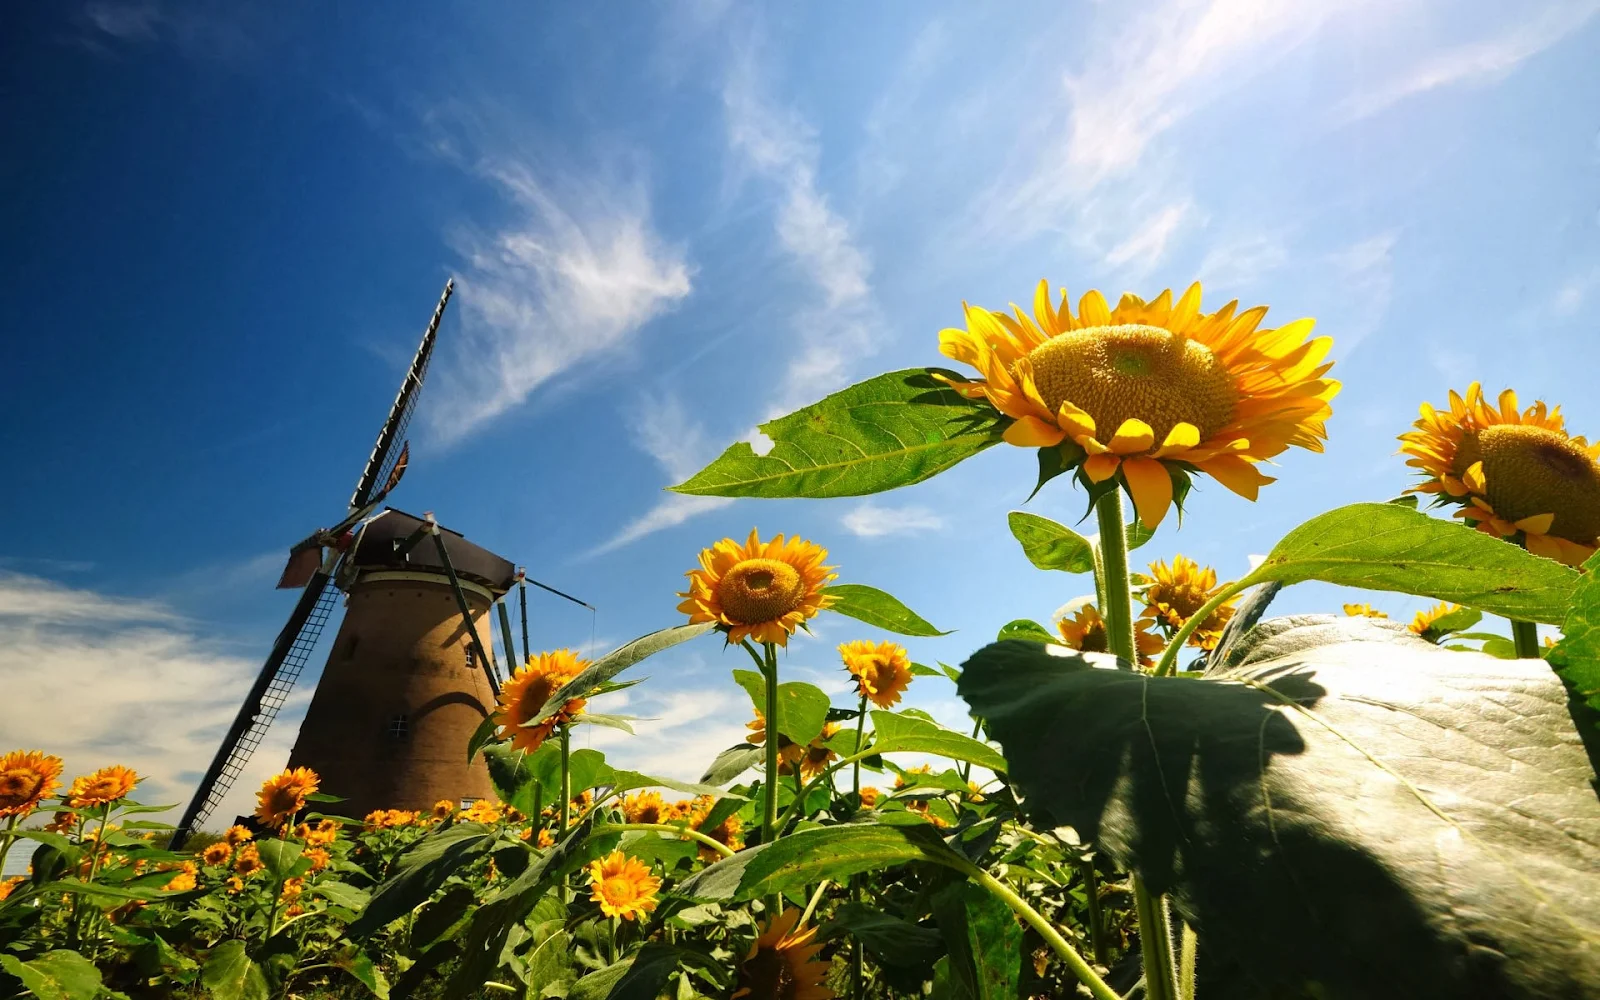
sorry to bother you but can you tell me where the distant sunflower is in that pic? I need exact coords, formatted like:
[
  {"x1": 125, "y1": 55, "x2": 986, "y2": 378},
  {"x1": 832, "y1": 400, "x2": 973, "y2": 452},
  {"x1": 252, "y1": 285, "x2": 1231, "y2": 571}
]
[
  {"x1": 1343, "y1": 603, "x2": 1388, "y2": 619},
  {"x1": 746, "y1": 712, "x2": 806, "y2": 772},
  {"x1": 678, "y1": 529, "x2": 836, "y2": 646},
  {"x1": 691, "y1": 805, "x2": 743, "y2": 862},
  {"x1": 223, "y1": 825, "x2": 254, "y2": 847},
  {"x1": 858, "y1": 786, "x2": 880, "y2": 809},
  {"x1": 838, "y1": 640, "x2": 913, "y2": 708},
  {"x1": 162, "y1": 862, "x2": 198, "y2": 892},
  {"x1": 431, "y1": 799, "x2": 454, "y2": 821},
  {"x1": 496, "y1": 649, "x2": 589, "y2": 753},
  {"x1": 622, "y1": 791, "x2": 668, "y2": 826},
  {"x1": 1410, "y1": 602, "x2": 1461, "y2": 644},
  {"x1": 0, "y1": 750, "x2": 64, "y2": 819},
  {"x1": 586, "y1": 851, "x2": 661, "y2": 922},
  {"x1": 459, "y1": 800, "x2": 502, "y2": 825},
  {"x1": 66, "y1": 765, "x2": 139, "y2": 809},
  {"x1": 940, "y1": 281, "x2": 1337, "y2": 528},
  {"x1": 199, "y1": 842, "x2": 232, "y2": 867},
  {"x1": 1400, "y1": 383, "x2": 1600, "y2": 566},
  {"x1": 1055, "y1": 605, "x2": 1165, "y2": 667},
  {"x1": 254, "y1": 767, "x2": 318, "y2": 829},
  {"x1": 44, "y1": 810, "x2": 77, "y2": 833},
  {"x1": 1140, "y1": 555, "x2": 1239, "y2": 650},
  {"x1": 297, "y1": 818, "x2": 339, "y2": 846},
  {"x1": 304, "y1": 848, "x2": 330, "y2": 872},
  {"x1": 233, "y1": 844, "x2": 263, "y2": 876},
  {"x1": 795, "y1": 723, "x2": 843, "y2": 782},
  {"x1": 537, "y1": 828, "x2": 555, "y2": 849},
  {"x1": 733, "y1": 907, "x2": 835, "y2": 1000},
  {"x1": 0, "y1": 876, "x2": 23, "y2": 902}
]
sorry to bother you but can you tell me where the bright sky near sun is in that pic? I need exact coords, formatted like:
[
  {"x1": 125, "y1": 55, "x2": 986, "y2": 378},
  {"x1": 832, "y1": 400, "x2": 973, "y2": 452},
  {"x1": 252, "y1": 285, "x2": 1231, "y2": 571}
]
[{"x1": 2, "y1": 0, "x2": 1598, "y2": 828}]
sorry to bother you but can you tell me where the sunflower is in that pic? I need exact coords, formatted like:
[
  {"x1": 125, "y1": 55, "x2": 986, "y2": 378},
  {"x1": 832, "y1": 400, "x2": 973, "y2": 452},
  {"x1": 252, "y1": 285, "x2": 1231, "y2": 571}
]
[
  {"x1": 734, "y1": 907, "x2": 836, "y2": 1000},
  {"x1": 1399, "y1": 383, "x2": 1600, "y2": 567},
  {"x1": 796, "y1": 723, "x2": 842, "y2": 781},
  {"x1": 0, "y1": 876, "x2": 23, "y2": 902},
  {"x1": 224, "y1": 825, "x2": 254, "y2": 847},
  {"x1": 1343, "y1": 603, "x2": 1388, "y2": 619},
  {"x1": 746, "y1": 712, "x2": 807, "y2": 772},
  {"x1": 233, "y1": 844, "x2": 263, "y2": 876},
  {"x1": 162, "y1": 862, "x2": 198, "y2": 892},
  {"x1": 225, "y1": 876, "x2": 245, "y2": 895},
  {"x1": 858, "y1": 786, "x2": 880, "y2": 809},
  {"x1": 622, "y1": 791, "x2": 668, "y2": 826},
  {"x1": 304, "y1": 847, "x2": 330, "y2": 872},
  {"x1": 0, "y1": 751, "x2": 64, "y2": 819},
  {"x1": 254, "y1": 767, "x2": 318, "y2": 829},
  {"x1": 297, "y1": 818, "x2": 340, "y2": 846},
  {"x1": 893, "y1": 764, "x2": 933, "y2": 791},
  {"x1": 1055, "y1": 604, "x2": 1165, "y2": 667},
  {"x1": 1140, "y1": 555, "x2": 1239, "y2": 651},
  {"x1": 1410, "y1": 602, "x2": 1462, "y2": 644},
  {"x1": 280, "y1": 877, "x2": 305, "y2": 904},
  {"x1": 678, "y1": 529, "x2": 836, "y2": 646},
  {"x1": 586, "y1": 851, "x2": 661, "y2": 921},
  {"x1": 691, "y1": 806, "x2": 743, "y2": 862},
  {"x1": 838, "y1": 641, "x2": 913, "y2": 708},
  {"x1": 199, "y1": 842, "x2": 232, "y2": 867},
  {"x1": 431, "y1": 799, "x2": 454, "y2": 821},
  {"x1": 44, "y1": 810, "x2": 77, "y2": 833},
  {"x1": 906, "y1": 799, "x2": 951, "y2": 829},
  {"x1": 940, "y1": 281, "x2": 1337, "y2": 529},
  {"x1": 65, "y1": 765, "x2": 138, "y2": 809},
  {"x1": 459, "y1": 799, "x2": 502, "y2": 825},
  {"x1": 495, "y1": 649, "x2": 589, "y2": 753},
  {"x1": 537, "y1": 828, "x2": 555, "y2": 849}
]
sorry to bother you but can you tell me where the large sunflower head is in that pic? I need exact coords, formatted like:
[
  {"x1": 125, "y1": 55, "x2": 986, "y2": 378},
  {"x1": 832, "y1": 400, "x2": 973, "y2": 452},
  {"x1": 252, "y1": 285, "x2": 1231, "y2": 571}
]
[
  {"x1": 733, "y1": 907, "x2": 835, "y2": 1000},
  {"x1": 496, "y1": 649, "x2": 589, "y2": 753},
  {"x1": 586, "y1": 851, "x2": 661, "y2": 922},
  {"x1": 1400, "y1": 384, "x2": 1600, "y2": 566},
  {"x1": 838, "y1": 640, "x2": 913, "y2": 708},
  {"x1": 66, "y1": 765, "x2": 139, "y2": 810},
  {"x1": 622, "y1": 791, "x2": 668, "y2": 826},
  {"x1": 199, "y1": 842, "x2": 232, "y2": 867},
  {"x1": 0, "y1": 750, "x2": 64, "y2": 819},
  {"x1": 1140, "y1": 555, "x2": 1239, "y2": 650},
  {"x1": 941, "y1": 281, "x2": 1337, "y2": 528},
  {"x1": 678, "y1": 530, "x2": 836, "y2": 646},
  {"x1": 254, "y1": 767, "x2": 318, "y2": 829},
  {"x1": 1055, "y1": 604, "x2": 1166, "y2": 667}
]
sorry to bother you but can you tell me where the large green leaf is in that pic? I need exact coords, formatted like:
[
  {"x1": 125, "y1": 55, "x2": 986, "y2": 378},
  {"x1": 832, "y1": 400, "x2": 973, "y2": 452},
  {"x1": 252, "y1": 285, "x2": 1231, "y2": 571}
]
[
  {"x1": 527, "y1": 623, "x2": 716, "y2": 728},
  {"x1": 313, "y1": 880, "x2": 371, "y2": 912},
  {"x1": 606, "y1": 770, "x2": 745, "y2": 800},
  {"x1": 931, "y1": 881, "x2": 1023, "y2": 1000},
  {"x1": 483, "y1": 742, "x2": 545, "y2": 815},
  {"x1": 732, "y1": 671, "x2": 830, "y2": 745},
  {"x1": 0, "y1": 951, "x2": 102, "y2": 1000},
  {"x1": 699, "y1": 744, "x2": 765, "y2": 786},
  {"x1": 201, "y1": 941, "x2": 269, "y2": 1000},
  {"x1": 1007, "y1": 510, "x2": 1152, "y2": 574},
  {"x1": 996, "y1": 619, "x2": 1055, "y2": 644},
  {"x1": 348, "y1": 824, "x2": 495, "y2": 939},
  {"x1": 728, "y1": 825, "x2": 929, "y2": 899},
  {"x1": 568, "y1": 943, "x2": 682, "y2": 1000},
  {"x1": 820, "y1": 903, "x2": 944, "y2": 971},
  {"x1": 1241, "y1": 502, "x2": 1580, "y2": 625},
  {"x1": 669, "y1": 368, "x2": 1004, "y2": 498},
  {"x1": 823, "y1": 584, "x2": 949, "y2": 637},
  {"x1": 958, "y1": 623, "x2": 1600, "y2": 998},
  {"x1": 870, "y1": 712, "x2": 1006, "y2": 772},
  {"x1": 253, "y1": 838, "x2": 303, "y2": 880},
  {"x1": 1549, "y1": 552, "x2": 1600, "y2": 725}
]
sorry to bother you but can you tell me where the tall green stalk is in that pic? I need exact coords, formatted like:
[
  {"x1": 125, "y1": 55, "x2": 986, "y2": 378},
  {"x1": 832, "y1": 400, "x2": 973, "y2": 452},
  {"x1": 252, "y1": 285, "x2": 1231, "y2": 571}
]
[
  {"x1": 1094, "y1": 491, "x2": 1181, "y2": 1000},
  {"x1": 851, "y1": 691, "x2": 868, "y2": 1000},
  {"x1": 761, "y1": 642, "x2": 780, "y2": 847},
  {"x1": 1511, "y1": 619, "x2": 1541, "y2": 659}
]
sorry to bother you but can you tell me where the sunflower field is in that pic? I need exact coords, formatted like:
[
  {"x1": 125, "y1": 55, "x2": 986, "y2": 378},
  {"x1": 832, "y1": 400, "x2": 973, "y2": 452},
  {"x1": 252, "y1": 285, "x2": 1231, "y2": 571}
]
[{"x1": 4, "y1": 280, "x2": 1600, "y2": 1000}]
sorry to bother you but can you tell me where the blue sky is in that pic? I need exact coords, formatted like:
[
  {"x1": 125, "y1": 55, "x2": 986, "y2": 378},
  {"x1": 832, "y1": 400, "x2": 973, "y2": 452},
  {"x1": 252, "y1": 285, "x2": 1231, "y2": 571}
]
[{"x1": 3, "y1": 0, "x2": 1598, "y2": 824}]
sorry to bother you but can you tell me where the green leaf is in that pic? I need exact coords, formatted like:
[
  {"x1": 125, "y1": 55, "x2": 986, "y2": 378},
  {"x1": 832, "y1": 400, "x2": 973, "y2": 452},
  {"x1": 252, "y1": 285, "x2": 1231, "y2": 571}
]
[
  {"x1": 909, "y1": 662, "x2": 944, "y2": 677},
  {"x1": 303, "y1": 791, "x2": 346, "y2": 803},
  {"x1": 931, "y1": 882, "x2": 1023, "y2": 1000},
  {"x1": 1007, "y1": 511, "x2": 1095, "y2": 574},
  {"x1": 675, "y1": 844, "x2": 769, "y2": 902},
  {"x1": 201, "y1": 941, "x2": 269, "y2": 1000},
  {"x1": 529, "y1": 747, "x2": 615, "y2": 802},
  {"x1": 1, "y1": 951, "x2": 103, "y2": 1000},
  {"x1": 820, "y1": 903, "x2": 944, "y2": 971},
  {"x1": 11, "y1": 830, "x2": 82, "y2": 867},
  {"x1": 699, "y1": 745, "x2": 765, "y2": 786},
  {"x1": 958, "y1": 623, "x2": 1600, "y2": 998},
  {"x1": 1427, "y1": 605, "x2": 1483, "y2": 636},
  {"x1": 253, "y1": 838, "x2": 303, "y2": 880},
  {"x1": 466, "y1": 715, "x2": 500, "y2": 763},
  {"x1": 823, "y1": 584, "x2": 948, "y2": 637},
  {"x1": 606, "y1": 771, "x2": 746, "y2": 801},
  {"x1": 1241, "y1": 502, "x2": 1580, "y2": 625},
  {"x1": 348, "y1": 824, "x2": 495, "y2": 939},
  {"x1": 732, "y1": 671, "x2": 830, "y2": 745},
  {"x1": 1549, "y1": 552, "x2": 1600, "y2": 724},
  {"x1": 312, "y1": 880, "x2": 370, "y2": 911},
  {"x1": 336, "y1": 948, "x2": 390, "y2": 999},
  {"x1": 528, "y1": 623, "x2": 716, "y2": 728},
  {"x1": 871, "y1": 712, "x2": 1006, "y2": 771},
  {"x1": 669, "y1": 368, "x2": 1004, "y2": 498},
  {"x1": 410, "y1": 886, "x2": 477, "y2": 950},
  {"x1": 568, "y1": 943, "x2": 683, "y2": 1000},
  {"x1": 577, "y1": 713, "x2": 637, "y2": 734},
  {"x1": 995, "y1": 619, "x2": 1054, "y2": 644},
  {"x1": 483, "y1": 743, "x2": 544, "y2": 815},
  {"x1": 733, "y1": 825, "x2": 929, "y2": 899}
]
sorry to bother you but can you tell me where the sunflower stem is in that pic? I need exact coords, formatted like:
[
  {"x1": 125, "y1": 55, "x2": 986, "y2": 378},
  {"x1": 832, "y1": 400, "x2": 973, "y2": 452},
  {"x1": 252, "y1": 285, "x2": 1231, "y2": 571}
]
[
  {"x1": 798, "y1": 879, "x2": 830, "y2": 929},
  {"x1": 1511, "y1": 619, "x2": 1541, "y2": 659},
  {"x1": 0, "y1": 814, "x2": 18, "y2": 875},
  {"x1": 559, "y1": 724, "x2": 572, "y2": 905},
  {"x1": 1152, "y1": 580, "x2": 1249, "y2": 677},
  {"x1": 1178, "y1": 922, "x2": 1199, "y2": 1000},
  {"x1": 761, "y1": 642, "x2": 781, "y2": 847},
  {"x1": 1077, "y1": 856, "x2": 1110, "y2": 969},
  {"x1": 852, "y1": 694, "x2": 868, "y2": 795},
  {"x1": 591, "y1": 823, "x2": 735, "y2": 858},
  {"x1": 1094, "y1": 492, "x2": 1180, "y2": 1000}
]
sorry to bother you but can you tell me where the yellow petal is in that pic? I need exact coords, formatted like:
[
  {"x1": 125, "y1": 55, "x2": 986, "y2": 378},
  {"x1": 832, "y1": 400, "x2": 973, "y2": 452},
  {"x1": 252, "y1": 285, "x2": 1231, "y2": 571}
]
[
  {"x1": 1197, "y1": 455, "x2": 1274, "y2": 501},
  {"x1": 1121, "y1": 458, "x2": 1173, "y2": 530},
  {"x1": 1514, "y1": 513, "x2": 1555, "y2": 535},
  {"x1": 1462, "y1": 461, "x2": 1487, "y2": 495},
  {"x1": 1108, "y1": 418, "x2": 1155, "y2": 455},
  {"x1": 1079, "y1": 290, "x2": 1111, "y2": 327},
  {"x1": 1083, "y1": 454, "x2": 1121, "y2": 483},
  {"x1": 1003, "y1": 415, "x2": 1067, "y2": 448},
  {"x1": 1153, "y1": 421, "x2": 1200, "y2": 458},
  {"x1": 1056, "y1": 400, "x2": 1097, "y2": 439}
]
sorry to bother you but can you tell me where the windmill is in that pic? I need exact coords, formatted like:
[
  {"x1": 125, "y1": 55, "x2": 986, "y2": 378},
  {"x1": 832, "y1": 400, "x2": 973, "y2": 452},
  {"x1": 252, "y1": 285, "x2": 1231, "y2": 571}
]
[{"x1": 172, "y1": 280, "x2": 591, "y2": 845}]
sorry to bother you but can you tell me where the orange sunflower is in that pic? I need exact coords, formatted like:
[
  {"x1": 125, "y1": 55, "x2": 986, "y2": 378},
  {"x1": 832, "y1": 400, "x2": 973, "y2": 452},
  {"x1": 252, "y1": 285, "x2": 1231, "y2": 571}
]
[
  {"x1": 678, "y1": 530, "x2": 836, "y2": 646},
  {"x1": 795, "y1": 723, "x2": 842, "y2": 782},
  {"x1": 734, "y1": 907, "x2": 835, "y2": 1000},
  {"x1": 254, "y1": 767, "x2": 318, "y2": 829},
  {"x1": 622, "y1": 791, "x2": 668, "y2": 826},
  {"x1": 224, "y1": 825, "x2": 254, "y2": 847},
  {"x1": 688, "y1": 798, "x2": 744, "y2": 862},
  {"x1": 940, "y1": 281, "x2": 1337, "y2": 528},
  {"x1": 233, "y1": 844, "x2": 263, "y2": 876},
  {"x1": 1400, "y1": 383, "x2": 1600, "y2": 567},
  {"x1": 1343, "y1": 603, "x2": 1387, "y2": 619},
  {"x1": 495, "y1": 649, "x2": 589, "y2": 753},
  {"x1": 0, "y1": 750, "x2": 64, "y2": 819},
  {"x1": 199, "y1": 842, "x2": 232, "y2": 867},
  {"x1": 459, "y1": 799, "x2": 503, "y2": 825},
  {"x1": 65, "y1": 765, "x2": 139, "y2": 809},
  {"x1": 161, "y1": 862, "x2": 198, "y2": 892},
  {"x1": 1055, "y1": 605, "x2": 1165, "y2": 667},
  {"x1": 1140, "y1": 555, "x2": 1239, "y2": 651},
  {"x1": 431, "y1": 799, "x2": 454, "y2": 821},
  {"x1": 838, "y1": 640, "x2": 913, "y2": 708},
  {"x1": 586, "y1": 851, "x2": 661, "y2": 921},
  {"x1": 858, "y1": 786, "x2": 880, "y2": 809}
]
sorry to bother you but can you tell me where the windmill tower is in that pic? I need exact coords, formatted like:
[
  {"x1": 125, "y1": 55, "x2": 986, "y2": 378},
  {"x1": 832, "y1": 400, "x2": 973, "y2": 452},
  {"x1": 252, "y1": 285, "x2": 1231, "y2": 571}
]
[{"x1": 172, "y1": 280, "x2": 587, "y2": 844}]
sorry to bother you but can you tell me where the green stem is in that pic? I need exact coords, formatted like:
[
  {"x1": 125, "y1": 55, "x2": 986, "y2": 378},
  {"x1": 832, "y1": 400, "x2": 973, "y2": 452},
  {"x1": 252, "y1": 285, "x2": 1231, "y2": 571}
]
[
  {"x1": 933, "y1": 851, "x2": 1120, "y2": 1000},
  {"x1": 559, "y1": 726, "x2": 571, "y2": 834},
  {"x1": 959, "y1": 717, "x2": 982, "y2": 784},
  {"x1": 0, "y1": 814, "x2": 18, "y2": 875},
  {"x1": 761, "y1": 642, "x2": 780, "y2": 847},
  {"x1": 1152, "y1": 580, "x2": 1250, "y2": 677},
  {"x1": 1511, "y1": 619, "x2": 1541, "y2": 659},
  {"x1": 1094, "y1": 492, "x2": 1180, "y2": 1000},
  {"x1": 850, "y1": 692, "x2": 868, "y2": 1000},
  {"x1": 852, "y1": 694, "x2": 868, "y2": 796},
  {"x1": 1178, "y1": 922, "x2": 1199, "y2": 1000},
  {"x1": 775, "y1": 748, "x2": 877, "y2": 836},
  {"x1": 798, "y1": 879, "x2": 830, "y2": 928},
  {"x1": 590, "y1": 823, "x2": 736, "y2": 858},
  {"x1": 1077, "y1": 857, "x2": 1109, "y2": 969}
]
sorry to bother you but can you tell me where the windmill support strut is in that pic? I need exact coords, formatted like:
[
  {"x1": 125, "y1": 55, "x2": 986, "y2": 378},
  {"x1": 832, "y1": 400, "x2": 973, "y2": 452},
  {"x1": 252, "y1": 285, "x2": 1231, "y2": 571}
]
[{"x1": 431, "y1": 525, "x2": 500, "y2": 695}]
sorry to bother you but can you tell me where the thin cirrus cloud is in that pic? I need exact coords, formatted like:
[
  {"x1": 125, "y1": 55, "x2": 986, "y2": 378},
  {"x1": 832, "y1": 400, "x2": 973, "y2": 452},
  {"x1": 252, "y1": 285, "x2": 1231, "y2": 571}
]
[
  {"x1": 427, "y1": 162, "x2": 694, "y2": 444},
  {"x1": 840, "y1": 502, "x2": 946, "y2": 539}
]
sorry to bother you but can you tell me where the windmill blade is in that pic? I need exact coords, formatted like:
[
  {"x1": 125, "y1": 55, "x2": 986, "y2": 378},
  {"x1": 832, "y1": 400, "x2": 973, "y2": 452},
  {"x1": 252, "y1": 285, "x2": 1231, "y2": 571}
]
[
  {"x1": 171, "y1": 568, "x2": 340, "y2": 847},
  {"x1": 350, "y1": 280, "x2": 454, "y2": 511}
]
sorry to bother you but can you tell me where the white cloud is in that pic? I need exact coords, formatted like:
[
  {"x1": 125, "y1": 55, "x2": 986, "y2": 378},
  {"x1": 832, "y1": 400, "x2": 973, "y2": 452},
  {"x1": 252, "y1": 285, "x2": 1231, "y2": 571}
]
[
  {"x1": 83, "y1": 1, "x2": 160, "y2": 40},
  {"x1": 0, "y1": 571, "x2": 305, "y2": 834},
  {"x1": 840, "y1": 502, "x2": 946, "y2": 539},
  {"x1": 1105, "y1": 201, "x2": 1194, "y2": 272},
  {"x1": 1198, "y1": 232, "x2": 1289, "y2": 289},
  {"x1": 1328, "y1": 230, "x2": 1400, "y2": 352},
  {"x1": 1335, "y1": 3, "x2": 1600, "y2": 123},
  {"x1": 578, "y1": 686, "x2": 750, "y2": 785},
  {"x1": 428, "y1": 163, "x2": 692, "y2": 442},
  {"x1": 1553, "y1": 266, "x2": 1600, "y2": 318}
]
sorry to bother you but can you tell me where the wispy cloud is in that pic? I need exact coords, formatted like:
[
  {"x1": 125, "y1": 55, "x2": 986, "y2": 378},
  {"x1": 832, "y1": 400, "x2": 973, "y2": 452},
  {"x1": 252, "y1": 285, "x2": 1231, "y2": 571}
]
[
  {"x1": 1335, "y1": 2, "x2": 1600, "y2": 123},
  {"x1": 83, "y1": 1, "x2": 160, "y2": 41},
  {"x1": 1197, "y1": 232, "x2": 1289, "y2": 290},
  {"x1": 841, "y1": 502, "x2": 946, "y2": 539},
  {"x1": 1327, "y1": 230, "x2": 1400, "y2": 353},
  {"x1": 1105, "y1": 201, "x2": 1195, "y2": 272},
  {"x1": 1553, "y1": 265, "x2": 1600, "y2": 318},
  {"x1": 429, "y1": 163, "x2": 693, "y2": 442}
]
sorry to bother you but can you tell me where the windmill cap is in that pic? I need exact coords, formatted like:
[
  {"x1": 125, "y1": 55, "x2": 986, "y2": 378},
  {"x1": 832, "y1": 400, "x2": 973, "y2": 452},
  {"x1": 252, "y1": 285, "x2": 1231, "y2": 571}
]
[{"x1": 348, "y1": 508, "x2": 516, "y2": 593}]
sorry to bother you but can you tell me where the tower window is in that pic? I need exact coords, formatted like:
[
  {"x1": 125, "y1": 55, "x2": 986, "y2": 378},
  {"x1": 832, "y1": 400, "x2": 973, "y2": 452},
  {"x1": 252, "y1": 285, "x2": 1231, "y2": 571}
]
[
  {"x1": 387, "y1": 714, "x2": 409, "y2": 739},
  {"x1": 465, "y1": 646, "x2": 475, "y2": 672}
]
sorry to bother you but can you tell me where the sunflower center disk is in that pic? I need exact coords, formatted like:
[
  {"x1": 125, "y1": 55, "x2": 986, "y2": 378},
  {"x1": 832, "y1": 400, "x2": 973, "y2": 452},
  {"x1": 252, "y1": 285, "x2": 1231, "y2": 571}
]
[
  {"x1": 716, "y1": 558, "x2": 805, "y2": 625},
  {"x1": 600, "y1": 877, "x2": 637, "y2": 907},
  {"x1": 1466, "y1": 425, "x2": 1600, "y2": 541},
  {"x1": 1025, "y1": 325, "x2": 1238, "y2": 446},
  {"x1": 1151, "y1": 581, "x2": 1210, "y2": 620}
]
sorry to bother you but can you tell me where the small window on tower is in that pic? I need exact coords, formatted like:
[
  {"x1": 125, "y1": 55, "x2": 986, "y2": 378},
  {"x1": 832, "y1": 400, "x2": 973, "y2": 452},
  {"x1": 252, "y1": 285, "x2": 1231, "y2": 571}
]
[
  {"x1": 465, "y1": 646, "x2": 475, "y2": 672},
  {"x1": 388, "y1": 714, "x2": 409, "y2": 740},
  {"x1": 459, "y1": 796, "x2": 480, "y2": 809}
]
